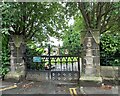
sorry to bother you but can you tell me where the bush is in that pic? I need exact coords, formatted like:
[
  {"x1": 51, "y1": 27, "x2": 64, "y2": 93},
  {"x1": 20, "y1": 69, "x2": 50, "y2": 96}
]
[
  {"x1": 0, "y1": 35, "x2": 10, "y2": 79},
  {"x1": 25, "y1": 45, "x2": 45, "y2": 70},
  {"x1": 100, "y1": 33, "x2": 120, "y2": 66}
]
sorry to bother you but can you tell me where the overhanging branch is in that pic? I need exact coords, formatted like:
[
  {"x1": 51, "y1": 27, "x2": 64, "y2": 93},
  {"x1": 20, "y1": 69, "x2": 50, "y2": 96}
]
[{"x1": 78, "y1": 2, "x2": 90, "y2": 30}]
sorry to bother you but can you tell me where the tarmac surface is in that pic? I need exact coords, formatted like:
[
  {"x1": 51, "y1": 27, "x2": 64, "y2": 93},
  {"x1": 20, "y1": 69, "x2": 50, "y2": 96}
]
[{"x1": 0, "y1": 80, "x2": 119, "y2": 96}]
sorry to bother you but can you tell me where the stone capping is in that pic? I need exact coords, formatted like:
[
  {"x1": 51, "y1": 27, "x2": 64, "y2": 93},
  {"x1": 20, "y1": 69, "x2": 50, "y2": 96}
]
[{"x1": 79, "y1": 76, "x2": 103, "y2": 82}]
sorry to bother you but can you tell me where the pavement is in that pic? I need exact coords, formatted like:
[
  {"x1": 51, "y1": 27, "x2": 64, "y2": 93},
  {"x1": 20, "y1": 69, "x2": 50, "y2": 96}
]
[
  {"x1": 1, "y1": 80, "x2": 78, "y2": 95},
  {"x1": 79, "y1": 86, "x2": 119, "y2": 96},
  {"x1": 0, "y1": 80, "x2": 119, "y2": 96}
]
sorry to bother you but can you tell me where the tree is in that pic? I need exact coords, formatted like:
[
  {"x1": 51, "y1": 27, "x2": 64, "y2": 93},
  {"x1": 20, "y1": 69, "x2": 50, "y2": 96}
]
[
  {"x1": 62, "y1": 27, "x2": 81, "y2": 55},
  {"x1": 64, "y1": 2, "x2": 120, "y2": 69},
  {"x1": 78, "y1": 2, "x2": 120, "y2": 33},
  {"x1": 62, "y1": 15, "x2": 84, "y2": 55},
  {"x1": 1, "y1": 2, "x2": 69, "y2": 79},
  {"x1": 1, "y1": 2, "x2": 67, "y2": 41},
  {"x1": 64, "y1": 2, "x2": 120, "y2": 37},
  {"x1": 60, "y1": 2, "x2": 120, "y2": 57}
]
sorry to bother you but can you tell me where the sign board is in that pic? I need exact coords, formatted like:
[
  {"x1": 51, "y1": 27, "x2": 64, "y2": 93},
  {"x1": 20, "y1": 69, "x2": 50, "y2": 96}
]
[{"x1": 33, "y1": 57, "x2": 41, "y2": 62}]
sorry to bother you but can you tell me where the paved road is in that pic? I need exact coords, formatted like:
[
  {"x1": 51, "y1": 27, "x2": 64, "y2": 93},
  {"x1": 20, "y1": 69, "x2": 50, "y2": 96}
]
[
  {"x1": 1, "y1": 80, "x2": 78, "y2": 95},
  {"x1": 1, "y1": 80, "x2": 119, "y2": 95}
]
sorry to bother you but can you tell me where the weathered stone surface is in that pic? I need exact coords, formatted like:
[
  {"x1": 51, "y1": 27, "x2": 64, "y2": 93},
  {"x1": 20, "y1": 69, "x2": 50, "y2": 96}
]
[
  {"x1": 80, "y1": 30, "x2": 102, "y2": 82},
  {"x1": 101, "y1": 66, "x2": 119, "y2": 78},
  {"x1": 4, "y1": 71, "x2": 25, "y2": 82},
  {"x1": 80, "y1": 76, "x2": 102, "y2": 82},
  {"x1": 5, "y1": 35, "x2": 26, "y2": 81},
  {"x1": 79, "y1": 76, "x2": 102, "y2": 87},
  {"x1": 26, "y1": 71, "x2": 50, "y2": 81}
]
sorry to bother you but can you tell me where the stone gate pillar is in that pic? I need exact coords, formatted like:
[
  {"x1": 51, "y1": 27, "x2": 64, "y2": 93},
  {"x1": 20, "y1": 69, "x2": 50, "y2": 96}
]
[
  {"x1": 80, "y1": 30, "x2": 102, "y2": 85},
  {"x1": 5, "y1": 35, "x2": 26, "y2": 81}
]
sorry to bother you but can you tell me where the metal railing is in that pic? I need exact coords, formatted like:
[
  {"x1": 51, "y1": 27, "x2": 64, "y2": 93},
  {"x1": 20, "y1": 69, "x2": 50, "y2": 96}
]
[{"x1": 26, "y1": 55, "x2": 80, "y2": 71}]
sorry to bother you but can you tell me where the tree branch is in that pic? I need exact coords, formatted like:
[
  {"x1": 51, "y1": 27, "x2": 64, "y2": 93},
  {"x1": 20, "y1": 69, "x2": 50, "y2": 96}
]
[
  {"x1": 25, "y1": 4, "x2": 36, "y2": 31},
  {"x1": 22, "y1": 3, "x2": 27, "y2": 35},
  {"x1": 26, "y1": 26, "x2": 41, "y2": 41},
  {"x1": 101, "y1": 25, "x2": 112, "y2": 34},
  {"x1": 100, "y1": 15, "x2": 111, "y2": 33},
  {"x1": 25, "y1": 19, "x2": 35, "y2": 38},
  {"x1": 96, "y1": 2, "x2": 105, "y2": 30},
  {"x1": 78, "y1": 2, "x2": 90, "y2": 30}
]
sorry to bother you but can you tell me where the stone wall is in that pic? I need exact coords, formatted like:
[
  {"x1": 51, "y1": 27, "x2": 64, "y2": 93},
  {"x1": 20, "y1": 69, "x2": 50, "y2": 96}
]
[
  {"x1": 26, "y1": 71, "x2": 50, "y2": 81},
  {"x1": 26, "y1": 66, "x2": 119, "y2": 82},
  {"x1": 101, "y1": 66, "x2": 119, "y2": 79}
]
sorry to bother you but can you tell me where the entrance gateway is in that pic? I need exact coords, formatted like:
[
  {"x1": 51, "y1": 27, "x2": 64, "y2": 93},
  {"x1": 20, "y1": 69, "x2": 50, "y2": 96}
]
[{"x1": 26, "y1": 47, "x2": 81, "y2": 82}]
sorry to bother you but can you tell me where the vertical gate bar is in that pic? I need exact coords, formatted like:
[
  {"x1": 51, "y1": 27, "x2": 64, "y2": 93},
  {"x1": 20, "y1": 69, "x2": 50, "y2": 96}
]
[
  {"x1": 68, "y1": 57, "x2": 71, "y2": 71},
  {"x1": 78, "y1": 57, "x2": 80, "y2": 84},
  {"x1": 71, "y1": 57, "x2": 74, "y2": 71},
  {"x1": 55, "y1": 57, "x2": 57, "y2": 71},
  {"x1": 60, "y1": 57, "x2": 62, "y2": 71},
  {"x1": 48, "y1": 44, "x2": 51, "y2": 69},
  {"x1": 43, "y1": 57, "x2": 45, "y2": 68},
  {"x1": 65, "y1": 57, "x2": 68, "y2": 71},
  {"x1": 74, "y1": 57, "x2": 76, "y2": 71},
  {"x1": 74, "y1": 57, "x2": 77, "y2": 71},
  {"x1": 48, "y1": 44, "x2": 51, "y2": 80}
]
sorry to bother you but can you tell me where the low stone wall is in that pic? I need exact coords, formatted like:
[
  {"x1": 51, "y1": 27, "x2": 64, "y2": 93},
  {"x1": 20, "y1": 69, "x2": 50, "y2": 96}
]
[
  {"x1": 26, "y1": 66, "x2": 119, "y2": 81},
  {"x1": 26, "y1": 71, "x2": 50, "y2": 81},
  {"x1": 100, "y1": 66, "x2": 119, "y2": 80}
]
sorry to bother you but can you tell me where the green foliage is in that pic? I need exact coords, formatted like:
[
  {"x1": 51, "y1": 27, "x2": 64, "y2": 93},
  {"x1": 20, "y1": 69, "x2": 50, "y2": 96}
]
[
  {"x1": 100, "y1": 32, "x2": 120, "y2": 66},
  {"x1": 27, "y1": 41, "x2": 44, "y2": 55},
  {"x1": 26, "y1": 46, "x2": 44, "y2": 56},
  {"x1": 64, "y1": 2, "x2": 120, "y2": 66},
  {"x1": 62, "y1": 29, "x2": 81, "y2": 55},
  {"x1": 0, "y1": 34, "x2": 10, "y2": 78},
  {"x1": 65, "y1": 2, "x2": 120, "y2": 34},
  {"x1": 62, "y1": 15, "x2": 84, "y2": 55},
  {"x1": 1, "y1": 2, "x2": 71, "y2": 72},
  {"x1": 1, "y1": 2, "x2": 68, "y2": 42},
  {"x1": 1, "y1": 2, "x2": 120, "y2": 73},
  {"x1": 25, "y1": 44, "x2": 45, "y2": 70}
]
